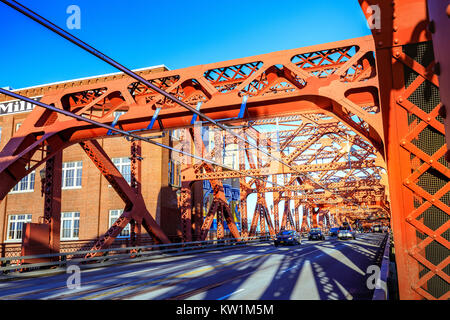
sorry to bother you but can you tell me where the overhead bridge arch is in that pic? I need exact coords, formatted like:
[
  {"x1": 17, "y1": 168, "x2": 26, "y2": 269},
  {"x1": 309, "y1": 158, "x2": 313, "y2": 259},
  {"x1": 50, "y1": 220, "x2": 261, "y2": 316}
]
[{"x1": 0, "y1": 36, "x2": 382, "y2": 198}]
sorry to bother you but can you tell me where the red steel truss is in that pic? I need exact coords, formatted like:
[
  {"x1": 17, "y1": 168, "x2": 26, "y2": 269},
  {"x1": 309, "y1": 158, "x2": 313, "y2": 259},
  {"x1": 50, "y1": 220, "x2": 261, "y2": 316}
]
[{"x1": 0, "y1": 0, "x2": 447, "y2": 300}]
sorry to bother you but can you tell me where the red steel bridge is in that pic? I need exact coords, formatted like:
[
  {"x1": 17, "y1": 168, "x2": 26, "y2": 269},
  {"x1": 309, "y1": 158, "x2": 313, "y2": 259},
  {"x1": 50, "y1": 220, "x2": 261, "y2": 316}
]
[{"x1": 0, "y1": 0, "x2": 448, "y2": 300}]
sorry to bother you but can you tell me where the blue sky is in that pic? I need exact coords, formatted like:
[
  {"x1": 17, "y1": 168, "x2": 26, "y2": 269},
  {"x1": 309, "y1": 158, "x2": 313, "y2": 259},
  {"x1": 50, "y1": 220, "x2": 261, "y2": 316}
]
[{"x1": 1, "y1": 0, "x2": 371, "y2": 89}]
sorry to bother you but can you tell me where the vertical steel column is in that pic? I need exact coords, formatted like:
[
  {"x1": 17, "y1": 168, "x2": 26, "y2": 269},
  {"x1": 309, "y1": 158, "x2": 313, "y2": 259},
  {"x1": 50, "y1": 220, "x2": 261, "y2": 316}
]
[
  {"x1": 130, "y1": 139, "x2": 142, "y2": 246},
  {"x1": 239, "y1": 186, "x2": 248, "y2": 238},
  {"x1": 43, "y1": 150, "x2": 62, "y2": 255},
  {"x1": 179, "y1": 181, "x2": 192, "y2": 242},
  {"x1": 301, "y1": 206, "x2": 309, "y2": 232},
  {"x1": 273, "y1": 191, "x2": 280, "y2": 233},
  {"x1": 238, "y1": 130, "x2": 248, "y2": 238},
  {"x1": 217, "y1": 203, "x2": 224, "y2": 239},
  {"x1": 294, "y1": 200, "x2": 300, "y2": 232}
]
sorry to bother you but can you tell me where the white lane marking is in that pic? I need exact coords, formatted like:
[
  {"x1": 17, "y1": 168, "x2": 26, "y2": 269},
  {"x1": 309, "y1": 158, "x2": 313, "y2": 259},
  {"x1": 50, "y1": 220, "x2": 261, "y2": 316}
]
[
  {"x1": 314, "y1": 245, "x2": 365, "y2": 275},
  {"x1": 290, "y1": 260, "x2": 321, "y2": 300},
  {"x1": 333, "y1": 279, "x2": 354, "y2": 300}
]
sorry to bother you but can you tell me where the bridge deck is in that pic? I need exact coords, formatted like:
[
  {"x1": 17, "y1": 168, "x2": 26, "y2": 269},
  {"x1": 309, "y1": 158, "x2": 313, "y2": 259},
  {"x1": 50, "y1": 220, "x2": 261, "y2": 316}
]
[{"x1": 0, "y1": 233, "x2": 387, "y2": 300}]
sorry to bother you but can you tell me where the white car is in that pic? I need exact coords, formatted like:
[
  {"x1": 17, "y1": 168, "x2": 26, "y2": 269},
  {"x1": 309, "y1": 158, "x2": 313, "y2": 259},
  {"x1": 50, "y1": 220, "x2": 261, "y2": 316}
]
[{"x1": 337, "y1": 227, "x2": 356, "y2": 240}]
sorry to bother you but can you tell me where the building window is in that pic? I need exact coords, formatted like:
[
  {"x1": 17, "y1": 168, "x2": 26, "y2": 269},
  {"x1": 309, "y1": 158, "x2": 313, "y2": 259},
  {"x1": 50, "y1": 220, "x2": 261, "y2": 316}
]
[
  {"x1": 61, "y1": 212, "x2": 80, "y2": 240},
  {"x1": 62, "y1": 161, "x2": 82, "y2": 189},
  {"x1": 168, "y1": 160, "x2": 181, "y2": 187},
  {"x1": 170, "y1": 129, "x2": 181, "y2": 141},
  {"x1": 6, "y1": 214, "x2": 32, "y2": 242},
  {"x1": 109, "y1": 209, "x2": 130, "y2": 238},
  {"x1": 112, "y1": 157, "x2": 131, "y2": 184},
  {"x1": 11, "y1": 171, "x2": 35, "y2": 193}
]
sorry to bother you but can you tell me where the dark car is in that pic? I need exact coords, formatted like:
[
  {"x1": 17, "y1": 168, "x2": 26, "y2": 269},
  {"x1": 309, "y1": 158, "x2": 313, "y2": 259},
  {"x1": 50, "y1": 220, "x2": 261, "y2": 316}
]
[
  {"x1": 329, "y1": 227, "x2": 339, "y2": 237},
  {"x1": 308, "y1": 228, "x2": 325, "y2": 241},
  {"x1": 274, "y1": 230, "x2": 301, "y2": 246}
]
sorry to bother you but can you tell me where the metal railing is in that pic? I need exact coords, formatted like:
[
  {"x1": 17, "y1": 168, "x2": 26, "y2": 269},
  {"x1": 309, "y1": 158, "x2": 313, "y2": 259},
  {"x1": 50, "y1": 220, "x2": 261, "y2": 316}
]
[{"x1": 0, "y1": 235, "x2": 273, "y2": 275}]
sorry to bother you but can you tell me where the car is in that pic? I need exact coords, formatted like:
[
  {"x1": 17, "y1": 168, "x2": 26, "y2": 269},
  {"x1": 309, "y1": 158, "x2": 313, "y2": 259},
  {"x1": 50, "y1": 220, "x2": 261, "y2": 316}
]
[
  {"x1": 308, "y1": 228, "x2": 325, "y2": 241},
  {"x1": 337, "y1": 225, "x2": 356, "y2": 240},
  {"x1": 329, "y1": 227, "x2": 339, "y2": 237},
  {"x1": 372, "y1": 224, "x2": 384, "y2": 233},
  {"x1": 274, "y1": 230, "x2": 301, "y2": 246}
]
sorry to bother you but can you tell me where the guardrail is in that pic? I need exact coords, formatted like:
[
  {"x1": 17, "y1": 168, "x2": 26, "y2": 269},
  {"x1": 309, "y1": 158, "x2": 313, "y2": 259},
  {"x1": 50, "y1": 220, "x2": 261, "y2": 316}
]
[
  {"x1": 0, "y1": 235, "x2": 273, "y2": 275},
  {"x1": 372, "y1": 233, "x2": 390, "y2": 300}
]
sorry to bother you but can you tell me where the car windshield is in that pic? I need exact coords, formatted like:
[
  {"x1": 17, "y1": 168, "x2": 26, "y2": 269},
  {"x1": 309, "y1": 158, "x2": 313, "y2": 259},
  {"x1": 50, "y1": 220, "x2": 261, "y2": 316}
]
[
  {"x1": 330, "y1": 228, "x2": 338, "y2": 231},
  {"x1": 280, "y1": 231, "x2": 294, "y2": 235},
  {"x1": 339, "y1": 226, "x2": 350, "y2": 230},
  {"x1": 310, "y1": 228, "x2": 321, "y2": 232}
]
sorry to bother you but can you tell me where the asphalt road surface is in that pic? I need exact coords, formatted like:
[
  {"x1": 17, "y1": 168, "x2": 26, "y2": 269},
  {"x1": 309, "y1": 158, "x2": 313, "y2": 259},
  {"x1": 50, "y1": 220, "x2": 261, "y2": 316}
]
[{"x1": 0, "y1": 233, "x2": 387, "y2": 300}]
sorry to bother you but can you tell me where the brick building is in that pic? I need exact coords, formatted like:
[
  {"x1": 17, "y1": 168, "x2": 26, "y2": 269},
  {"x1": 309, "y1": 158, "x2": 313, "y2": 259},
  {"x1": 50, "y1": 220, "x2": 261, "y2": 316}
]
[{"x1": 0, "y1": 65, "x2": 190, "y2": 257}]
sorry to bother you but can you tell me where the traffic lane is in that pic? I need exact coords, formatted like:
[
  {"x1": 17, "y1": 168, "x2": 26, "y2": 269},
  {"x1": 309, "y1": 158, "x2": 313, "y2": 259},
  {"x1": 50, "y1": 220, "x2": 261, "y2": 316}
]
[
  {"x1": 0, "y1": 234, "x2": 384, "y2": 300},
  {"x1": 116, "y1": 242, "x2": 325, "y2": 300},
  {"x1": 79, "y1": 238, "x2": 351, "y2": 300},
  {"x1": 183, "y1": 233, "x2": 386, "y2": 300},
  {"x1": 74, "y1": 241, "x2": 326, "y2": 300},
  {"x1": 117, "y1": 238, "x2": 351, "y2": 299},
  {"x1": 0, "y1": 242, "x2": 284, "y2": 300}
]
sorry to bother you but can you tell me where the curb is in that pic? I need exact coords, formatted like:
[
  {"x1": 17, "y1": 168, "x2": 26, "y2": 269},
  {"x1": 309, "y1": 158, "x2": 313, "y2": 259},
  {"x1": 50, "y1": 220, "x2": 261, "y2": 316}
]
[{"x1": 372, "y1": 233, "x2": 390, "y2": 300}]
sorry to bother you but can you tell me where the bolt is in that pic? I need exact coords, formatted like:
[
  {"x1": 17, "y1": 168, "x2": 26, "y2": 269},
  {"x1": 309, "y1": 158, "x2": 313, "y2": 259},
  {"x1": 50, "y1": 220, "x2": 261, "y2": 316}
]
[
  {"x1": 405, "y1": 180, "x2": 410, "y2": 185},
  {"x1": 378, "y1": 41, "x2": 383, "y2": 47},
  {"x1": 394, "y1": 38, "x2": 399, "y2": 44},
  {"x1": 427, "y1": 117, "x2": 432, "y2": 122},
  {"x1": 401, "y1": 140, "x2": 407, "y2": 146},
  {"x1": 429, "y1": 159, "x2": 433, "y2": 164},
  {"x1": 393, "y1": 25, "x2": 399, "y2": 32},
  {"x1": 447, "y1": 4, "x2": 450, "y2": 17},
  {"x1": 394, "y1": 51, "x2": 401, "y2": 58}
]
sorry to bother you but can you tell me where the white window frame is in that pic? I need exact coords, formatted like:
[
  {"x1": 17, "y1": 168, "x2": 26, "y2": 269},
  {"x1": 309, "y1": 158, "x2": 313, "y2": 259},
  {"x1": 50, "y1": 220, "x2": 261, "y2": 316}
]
[
  {"x1": 61, "y1": 212, "x2": 80, "y2": 240},
  {"x1": 15, "y1": 123, "x2": 21, "y2": 132},
  {"x1": 112, "y1": 157, "x2": 131, "y2": 184},
  {"x1": 109, "y1": 209, "x2": 130, "y2": 238},
  {"x1": 170, "y1": 129, "x2": 181, "y2": 141},
  {"x1": 168, "y1": 159, "x2": 181, "y2": 187},
  {"x1": 10, "y1": 171, "x2": 35, "y2": 194},
  {"x1": 6, "y1": 214, "x2": 32, "y2": 242},
  {"x1": 62, "y1": 161, "x2": 83, "y2": 189}
]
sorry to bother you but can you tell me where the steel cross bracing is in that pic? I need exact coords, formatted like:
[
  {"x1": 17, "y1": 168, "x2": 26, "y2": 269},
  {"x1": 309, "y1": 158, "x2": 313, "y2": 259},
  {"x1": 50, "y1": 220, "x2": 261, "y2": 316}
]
[
  {"x1": 0, "y1": 0, "x2": 366, "y2": 209},
  {"x1": 170, "y1": 110, "x2": 389, "y2": 240},
  {"x1": 358, "y1": 0, "x2": 449, "y2": 300},
  {"x1": 0, "y1": 0, "x2": 447, "y2": 300}
]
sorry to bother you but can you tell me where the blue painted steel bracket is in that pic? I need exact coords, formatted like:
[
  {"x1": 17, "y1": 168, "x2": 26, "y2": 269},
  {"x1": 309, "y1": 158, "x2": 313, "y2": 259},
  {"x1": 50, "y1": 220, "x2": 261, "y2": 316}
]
[
  {"x1": 147, "y1": 107, "x2": 162, "y2": 130},
  {"x1": 107, "y1": 112, "x2": 123, "y2": 135},
  {"x1": 190, "y1": 102, "x2": 203, "y2": 125}
]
